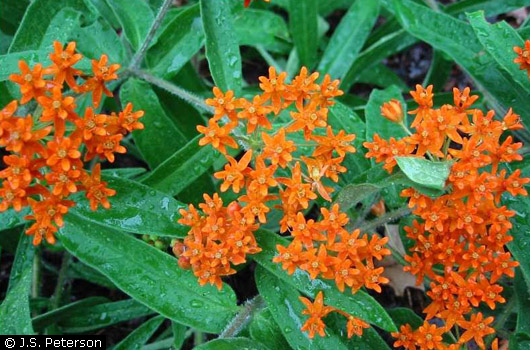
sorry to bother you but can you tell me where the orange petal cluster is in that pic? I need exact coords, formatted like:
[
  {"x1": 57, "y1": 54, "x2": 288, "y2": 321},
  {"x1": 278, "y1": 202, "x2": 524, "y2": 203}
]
[
  {"x1": 1, "y1": 41, "x2": 144, "y2": 245},
  {"x1": 299, "y1": 291, "x2": 369, "y2": 339},
  {"x1": 514, "y1": 40, "x2": 530, "y2": 78},
  {"x1": 364, "y1": 86, "x2": 526, "y2": 349}
]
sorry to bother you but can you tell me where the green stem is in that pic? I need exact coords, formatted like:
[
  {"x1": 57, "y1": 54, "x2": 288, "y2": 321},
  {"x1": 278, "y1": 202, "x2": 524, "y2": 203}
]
[
  {"x1": 255, "y1": 45, "x2": 283, "y2": 73},
  {"x1": 423, "y1": 0, "x2": 440, "y2": 11},
  {"x1": 357, "y1": 206, "x2": 412, "y2": 232},
  {"x1": 194, "y1": 331, "x2": 204, "y2": 346},
  {"x1": 129, "y1": 68, "x2": 214, "y2": 114},
  {"x1": 50, "y1": 252, "x2": 72, "y2": 310},
  {"x1": 484, "y1": 298, "x2": 516, "y2": 348},
  {"x1": 129, "y1": 0, "x2": 173, "y2": 70},
  {"x1": 218, "y1": 295, "x2": 266, "y2": 339}
]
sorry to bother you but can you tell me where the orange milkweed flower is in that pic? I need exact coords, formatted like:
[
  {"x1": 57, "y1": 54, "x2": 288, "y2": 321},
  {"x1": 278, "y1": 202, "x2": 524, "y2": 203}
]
[
  {"x1": 346, "y1": 316, "x2": 369, "y2": 338},
  {"x1": 214, "y1": 150, "x2": 253, "y2": 193},
  {"x1": 415, "y1": 322, "x2": 445, "y2": 350},
  {"x1": 118, "y1": 102, "x2": 145, "y2": 132},
  {"x1": 514, "y1": 39, "x2": 530, "y2": 77},
  {"x1": 312, "y1": 126, "x2": 356, "y2": 158},
  {"x1": 258, "y1": 66, "x2": 290, "y2": 114},
  {"x1": 261, "y1": 128, "x2": 296, "y2": 168},
  {"x1": 46, "y1": 137, "x2": 82, "y2": 171},
  {"x1": 9, "y1": 61, "x2": 50, "y2": 104},
  {"x1": 205, "y1": 87, "x2": 238, "y2": 121},
  {"x1": 0, "y1": 181, "x2": 27, "y2": 211},
  {"x1": 237, "y1": 95, "x2": 271, "y2": 133},
  {"x1": 457, "y1": 312, "x2": 495, "y2": 349},
  {"x1": 48, "y1": 41, "x2": 83, "y2": 88},
  {"x1": 197, "y1": 119, "x2": 238, "y2": 154},
  {"x1": 287, "y1": 100, "x2": 328, "y2": 140},
  {"x1": 299, "y1": 291, "x2": 334, "y2": 338},
  {"x1": 0, "y1": 155, "x2": 33, "y2": 189},
  {"x1": 80, "y1": 54, "x2": 120, "y2": 107},
  {"x1": 381, "y1": 98, "x2": 404, "y2": 124},
  {"x1": 83, "y1": 164, "x2": 116, "y2": 211},
  {"x1": 37, "y1": 86, "x2": 78, "y2": 137}
]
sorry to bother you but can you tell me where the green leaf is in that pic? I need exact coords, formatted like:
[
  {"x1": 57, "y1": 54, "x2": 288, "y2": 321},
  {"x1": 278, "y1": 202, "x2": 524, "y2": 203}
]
[
  {"x1": 57, "y1": 299, "x2": 154, "y2": 333},
  {"x1": 114, "y1": 315, "x2": 165, "y2": 350},
  {"x1": 0, "y1": 0, "x2": 30, "y2": 36},
  {"x1": 395, "y1": 157, "x2": 451, "y2": 190},
  {"x1": 256, "y1": 266, "x2": 350, "y2": 350},
  {"x1": 71, "y1": 17, "x2": 127, "y2": 64},
  {"x1": 249, "y1": 308, "x2": 291, "y2": 350},
  {"x1": 514, "y1": 269, "x2": 530, "y2": 337},
  {"x1": 365, "y1": 85, "x2": 407, "y2": 141},
  {"x1": 253, "y1": 229, "x2": 397, "y2": 332},
  {"x1": 423, "y1": 50, "x2": 453, "y2": 91},
  {"x1": 200, "y1": 0, "x2": 242, "y2": 93},
  {"x1": 0, "y1": 234, "x2": 35, "y2": 335},
  {"x1": 393, "y1": 0, "x2": 530, "y2": 124},
  {"x1": 141, "y1": 136, "x2": 221, "y2": 196},
  {"x1": 358, "y1": 63, "x2": 409, "y2": 92},
  {"x1": 58, "y1": 213, "x2": 239, "y2": 333},
  {"x1": 172, "y1": 322, "x2": 188, "y2": 350},
  {"x1": 195, "y1": 338, "x2": 271, "y2": 350},
  {"x1": 233, "y1": 9, "x2": 290, "y2": 53},
  {"x1": 102, "y1": 167, "x2": 146, "y2": 179},
  {"x1": 67, "y1": 262, "x2": 116, "y2": 289},
  {"x1": 0, "y1": 207, "x2": 29, "y2": 230},
  {"x1": 504, "y1": 194, "x2": 530, "y2": 287},
  {"x1": 32, "y1": 297, "x2": 109, "y2": 331},
  {"x1": 318, "y1": 0, "x2": 380, "y2": 79},
  {"x1": 289, "y1": 0, "x2": 318, "y2": 68},
  {"x1": 0, "y1": 50, "x2": 50, "y2": 81},
  {"x1": 146, "y1": 4, "x2": 205, "y2": 78},
  {"x1": 120, "y1": 78, "x2": 188, "y2": 168},
  {"x1": 388, "y1": 307, "x2": 423, "y2": 329},
  {"x1": 8, "y1": 0, "x2": 96, "y2": 52},
  {"x1": 71, "y1": 175, "x2": 188, "y2": 237},
  {"x1": 468, "y1": 11, "x2": 530, "y2": 95},
  {"x1": 334, "y1": 183, "x2": 381, "y2": 212},
  {"x1": 107, "y1": 0, "x2": 154, "y2": 51}
]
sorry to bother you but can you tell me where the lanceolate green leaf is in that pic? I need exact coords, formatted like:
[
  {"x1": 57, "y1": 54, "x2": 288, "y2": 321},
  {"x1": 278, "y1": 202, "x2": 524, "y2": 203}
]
[
  {"x1": 200, "y1": 0, "x2": 242, "y2": 94},
  {"x1": 252, "y1": 229, "x2": 397, "y2": 332},
  {"x1": 249, "y1": 309, "x2": 291, "y2": 350},
  {"x1": 0, "y1": 234, "x2": 35, "y2": 335},
  {"x1": 234, "y1": 9, "x2": 290, "y2": 54},
  {"x1": 514, "y1": 269, "x2": 530, "y2": 337},
  {"x1": 141, "y1": 136, "x2": 221, "y2": 196},
  {"x1": 32, "y1": 297, "x2": 109, "y2": 331},
  {"x1": 58, "y1": 214, "x2": 239, "y2": 333},
  {"x1": 146, "y1": 4, "x2": 205, "y2": 78},
  {"x1": 57, "y1": 299, "x2": 154, "y2": 333},
  {"x1": 72, "y1": 175, "x2": 188, "y2": 237},
  {"x1": 256, "y1": 266, "x2": 350, "y2": 350},
  {"x1": 8, "y1": 0, "x2": 96, "y2": 52},
  {"x1": 289, "y1": 0, "x2": 318, "y2": 68},
  {"x1": 71, "y1": 18, "x2": 127, "y2": 64},
  {"x1": 195, "y1": 338, "x2": 271, "y2": 350},
  {"x1": 468, "y1": 11, "x2": 530, "y2": 95},
  {"x1": 393, "y1": 0, "x2": 530, "y2": 123},
  {"x1": 365, "y1": 85, "x2": 407, "y2": 141},
  {"x1": 107, "y1": 0, "x2": 154, "y2": 51},
  {"x1": 318, "y1": 0, "x2": 380, "y2": 79},
  {"x1": 120, "y1": 78, "x2": 188, "y2": 169},
  {"x1": 114, "y1": 315, "x2": 165, "y2": 350},
  {"x1": 0, "y1": 207, "x2": 29, "y2": 230},
  {"x1": 395, "y1": 157, "x2": 451, "y2": 190}
]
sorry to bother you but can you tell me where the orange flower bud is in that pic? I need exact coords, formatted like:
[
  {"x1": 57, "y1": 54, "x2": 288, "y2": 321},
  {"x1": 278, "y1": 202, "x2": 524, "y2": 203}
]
[{"x1": 380, "y1": 99, "x2": 403, "y2": 124}]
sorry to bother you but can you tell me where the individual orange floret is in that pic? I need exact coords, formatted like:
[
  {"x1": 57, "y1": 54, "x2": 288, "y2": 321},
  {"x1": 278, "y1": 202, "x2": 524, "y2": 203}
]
[
  {"x1": 457, "y1": 312, "x2": 495, "y2": 349},
  {"x1": 261, "y1": 128, "x2": 296, "y2": 168},
  {"x1": 37, "y1": 86, "x2": 78, "y2": 137},
  {"x1": 346, "y1": 316, "x2": 370, "y2": 338},
  {"x1": 409, "y1": 84, "x2": 434, "y2": 127},
  {"x1": 312, "y1": 126, "x2": 356, "y2": 158},
  {"x1": 0, "y1": 181, "x2": 27, "y2": 211},
  {"x1": 0, "y1": 155, "x2": 33, "y2": 189},
  {"x1": 0, "y1": 116, "x2": 51, "y2": 157},
  {"x1": 118, "y1": 102, "x2": 145, "y2": 132},
  {"x1": 258, "y1": 66, "x2": 290, "y2": 114},
  {"x1": 82, "y1": 164, "x2": 116, "y2": 211},
  {"x1": 514, "y1": 39, "x2": 530, "y2": 78},
  {"x1": 214, "y1": 150, "x2": 252, "y2": 193},
  {"x1": 287, "y1": 100, "x2": 328, "y2": 140},
  {"x1": 247, "y1": 156, "x2": 277, "y2": 196},
  {"x1": 289, "y1": 66, "x2": 320, "y2": 104},
  {"x1": 45, "y1": 137, "x2": 82, "y2": 171},
  {"x1": 205, "y1": 87, "x2": 238, "y2": 121},
  {"x1": 315, "y1": 74, "x2": 343, "y2": 108},
  {"x1": 48, "y1": 41, "x2": 83, "y2": 88},
  {"x1": 197, "y1": 119, "x2": 238, "y2": 154},
  {"x1": 381, "y1": 98, "x2": 404, "y2": 124},
  {"x1": 237, "y1": 95, "x2": 271, "y2": 133},
  {"x1": 299, "y1": 291, "x2": 334, "y2": 338},
  {"x1": 9, "y1": 61, "x2": 50, "y2": 104},
  {"x1": 80, "y1": 54, "x2": 120, "y2": 108}
]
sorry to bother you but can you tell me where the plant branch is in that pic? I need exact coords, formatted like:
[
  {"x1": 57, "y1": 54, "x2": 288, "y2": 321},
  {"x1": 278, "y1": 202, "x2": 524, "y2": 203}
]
[
  {"x1": 50, "y1": 252, "x2": 72, "y2": 310},
  {"x1": 218, "y1": 295, "x2": 266, "y2": 339},
  {"x1": 128, "y1": 68, "x2": 214, "y2": 113},
  {"x1": 357, "y1": 206, "x2": 412, "y2": 233},
  {"x1": 129, "y1": 0, "x2": 173, "y2": 70}
]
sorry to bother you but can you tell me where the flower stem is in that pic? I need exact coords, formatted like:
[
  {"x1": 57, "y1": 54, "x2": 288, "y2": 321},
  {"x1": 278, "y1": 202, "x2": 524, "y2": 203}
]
[
  {"x1": 357, "y1": 206, "x2": 412, "y2": 233},
  {"x1": 129, "y1": 0, "x2": 173, "y2": 70},
  {"x1": 50, "y1": 252, "x2": 72, "y2": 310},
  {"x1": 129, "y1": 68, "x2": 214, "y2": 114},
  {"x1": 218, "y1": 295, "x2": 266, "y2": 339}
]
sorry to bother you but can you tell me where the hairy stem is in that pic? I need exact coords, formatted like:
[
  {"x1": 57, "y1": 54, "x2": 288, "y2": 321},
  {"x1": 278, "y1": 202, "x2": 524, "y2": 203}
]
[
  {"x1": 218, "y1": 295, "x2": 266, "y2": 339},
  {"x1": 50, "y1": 252, "x2": 72, "y2": 310},
  {"x1": 357, "y1": 206, "x2": 412, "y2": 233},
  {"x1": 129, "y1": 0, "x2": 173, "y2": 70},
  {"x1": 129, "y1": 68, "x2": 214, "y2": 113}
]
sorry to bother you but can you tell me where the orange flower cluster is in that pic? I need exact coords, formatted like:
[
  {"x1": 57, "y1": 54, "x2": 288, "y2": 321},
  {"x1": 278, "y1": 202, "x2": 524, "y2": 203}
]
[
  {"x1": 514, "y1": 39, "x2": 530, "y2": 77},
  {"x1": 0, "y1": 41, "x2": 144, "y2": 245},
  {"x1": 364, "y1": 86, "x2": 526, "y2": 349},
  {"x1": 174, "y1": 66, "x2": 389, "y2": 340},
  {"x1": 299, "y1": 291, "x2": 369, "y2": 339}
]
